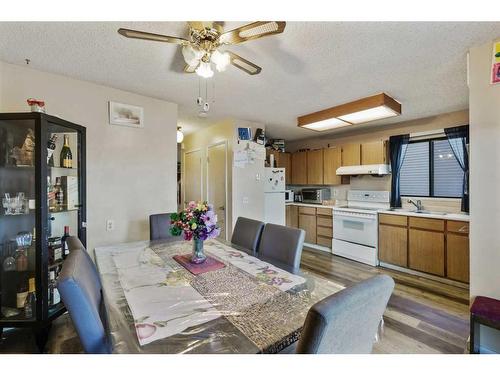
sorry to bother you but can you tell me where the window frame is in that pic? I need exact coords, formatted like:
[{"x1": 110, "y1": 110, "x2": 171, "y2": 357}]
[{"x1": 400, "y1": 136, "x2": 462, "y2": 199}]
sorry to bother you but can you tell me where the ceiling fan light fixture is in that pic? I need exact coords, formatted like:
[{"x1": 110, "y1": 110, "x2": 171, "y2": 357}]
[
  {"x1": 195, "y1": 61, "x2": 214, "y2": 78},
  {"x1": 182, "y1": 45, "x2": 203, "y2": 67},
  {"x1": 298, "y1": 93, "x2": 401, "y2": 132},
  {"x1": 211, "y1": 50, "x2": 230, "y2": 72}
]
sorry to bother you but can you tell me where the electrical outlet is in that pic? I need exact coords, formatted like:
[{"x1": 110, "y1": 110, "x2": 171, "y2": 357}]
[{"x1": 106, "y1": 219, "x2": 115, "y2": 232}]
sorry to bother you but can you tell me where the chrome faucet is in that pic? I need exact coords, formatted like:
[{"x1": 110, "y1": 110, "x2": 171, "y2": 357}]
[{"x1": 408, "y1": 199, "x2": 423, "y2": 211}]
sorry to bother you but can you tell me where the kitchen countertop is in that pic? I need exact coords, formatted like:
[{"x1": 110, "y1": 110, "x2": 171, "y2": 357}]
[
  {"x1": 285, "y1": 202, "x2": 336, "y2": 209},
  {"x1": 378, "y1": 209, "x2": 470, "y2": 222}
]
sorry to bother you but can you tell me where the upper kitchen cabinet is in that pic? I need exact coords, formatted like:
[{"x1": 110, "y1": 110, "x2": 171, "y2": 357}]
[
  {"x1": 341, "y1": 143, "x2": 361, "y2": 166},
  {"x1": 361, "y1": 141, "x2": 388, "y2": 165},
  {"x1": 291, "y1": 151, "x2": 307, "y2": 184},
  {"x1": 323, "y1": 147, "x2": 342, "y2": 185},
  {"x1": 306, "y1": 149, "x2": 323, "y2": 185}
]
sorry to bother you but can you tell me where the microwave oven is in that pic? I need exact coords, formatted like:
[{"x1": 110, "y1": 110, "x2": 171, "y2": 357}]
[{"x1": 301, "y1": 188, "x2": 331, "y2": 204}]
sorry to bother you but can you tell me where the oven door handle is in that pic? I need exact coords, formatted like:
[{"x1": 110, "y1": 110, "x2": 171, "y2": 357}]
[{"x1": 333, "y1": 212, "x2": 377, "y2": 221}]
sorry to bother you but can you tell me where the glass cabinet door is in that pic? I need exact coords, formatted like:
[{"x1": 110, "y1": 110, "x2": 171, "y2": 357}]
[
  {"x1": 45, "y1": 121, "x2": 81, "y2": 317},
  {"x1": 0, "y1": 118, "x2": 38, "y2": 322}
]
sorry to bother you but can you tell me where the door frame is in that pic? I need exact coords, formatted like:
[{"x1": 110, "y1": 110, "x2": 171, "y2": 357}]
[
  {"x1": 206, "y1": 140, "x2": 228, "y2": 241},
  {"x1": 183, "y1": 148, "x2": 203, "y2": 207}
]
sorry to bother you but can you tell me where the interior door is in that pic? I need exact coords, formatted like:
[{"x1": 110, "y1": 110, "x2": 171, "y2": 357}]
[
  {"x1": 207, "y1": 142, "x2": 227, "y2": 240},
  {"x1": 184, "y1": 149, "x2": 203, "y2": 206}
]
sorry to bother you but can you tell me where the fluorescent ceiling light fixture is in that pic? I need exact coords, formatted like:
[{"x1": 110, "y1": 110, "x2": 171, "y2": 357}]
[
  {"x1": 300, "y1": 118, "x2": 350, "y2": 131},
  {"x1": 337, "y1": 105, "x2": 399, "y2": 124},
  {"x1": 298, "y1": 93, "x2": 401, "y2": 132}
]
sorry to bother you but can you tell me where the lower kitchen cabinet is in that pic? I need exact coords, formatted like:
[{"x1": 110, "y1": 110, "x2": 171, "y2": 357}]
[
  {"x1": 446, "y1": 233, "x2": 469, "y2": 283},
  {"x1": 378, "y1": 224, "x2": 407, "y2": 267},
  {"x1": 286, "y1": 205, "x2": 299, "y2": 228},
  {"x1": 298, "y1": 206, "x2": 317, "y2": 244},
  {"x1": 408, "y1": 228, "x2": 445, "y2": 277}
]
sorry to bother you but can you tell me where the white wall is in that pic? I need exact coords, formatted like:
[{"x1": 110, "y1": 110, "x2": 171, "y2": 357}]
[
  {"x1": 0, "y1": 61, "x2": 178, "y2": 253},
  {"x1": 469, "y1": 41, "x2": 500, "y2": 353}
]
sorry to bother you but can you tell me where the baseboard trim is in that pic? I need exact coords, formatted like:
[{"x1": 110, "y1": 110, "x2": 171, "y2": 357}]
[
  {"x1": 379, "y1": 262, "x2": 469, "y2": 289},
  {"x1": 304, "y1": 242, "x2": 331, "y2": 253}
]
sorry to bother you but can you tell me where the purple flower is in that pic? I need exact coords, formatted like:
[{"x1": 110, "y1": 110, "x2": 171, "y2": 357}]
[
  {"x1": 202, "y1": 210, "x2": 217, "y2": 226},
  {"x1": 197, "y1": 228, "x2": 208, "y2": 241},
  {"x1": 207, "y1": 226, "x2": 220, "y2": 239}
]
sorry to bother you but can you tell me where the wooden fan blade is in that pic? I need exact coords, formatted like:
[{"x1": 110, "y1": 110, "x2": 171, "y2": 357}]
[
  {"x1": 184, "y1": 64, "x2": 198, "y2": 73},
  {"x1": 118, "y1": 28, "x2": 188, "y2": 45},
  {"x1": 227, "y1": 51, "x2": 262, "y2": 75},
  {"x1": 219, "y1": 21, "x2": 286, "y2": 45}
]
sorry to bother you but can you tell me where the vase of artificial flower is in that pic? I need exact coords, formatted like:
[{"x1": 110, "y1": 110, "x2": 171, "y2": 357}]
[{"x1": 170, "y1": 201, "x2": 220, "y2": 264}]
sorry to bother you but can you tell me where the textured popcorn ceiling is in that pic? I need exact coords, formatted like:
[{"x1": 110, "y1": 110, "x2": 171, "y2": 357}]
[{"x1": 1, "y1": 21, "x2": 499, "y2": 140}]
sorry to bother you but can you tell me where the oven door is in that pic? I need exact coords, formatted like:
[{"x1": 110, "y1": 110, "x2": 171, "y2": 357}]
[{"x1": 333, "y1": 211, "x2": 377, "y2": 248}]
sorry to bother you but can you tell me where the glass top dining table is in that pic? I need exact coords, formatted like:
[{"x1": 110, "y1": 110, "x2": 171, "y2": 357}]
[{"x1": 93, "y1": 238, "x2": 343, "y2": 354}]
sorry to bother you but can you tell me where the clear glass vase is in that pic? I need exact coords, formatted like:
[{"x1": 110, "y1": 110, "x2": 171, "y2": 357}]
[{"x1": 191, "y1": 238, "x2": 207, "y2": 264}]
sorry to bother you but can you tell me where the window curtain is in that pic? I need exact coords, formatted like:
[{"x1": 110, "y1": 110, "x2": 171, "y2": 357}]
[
  {"x1": 444, "y1": 125, "x2": 469, "y2": 213},
  {"x1": 389, "y1": 134, "x2": 410, "y2": 207}
]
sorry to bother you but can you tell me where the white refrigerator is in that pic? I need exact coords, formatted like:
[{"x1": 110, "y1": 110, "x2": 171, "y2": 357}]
[{"x1": 264, "y1": 168, "x2": 286, "y2": 225}]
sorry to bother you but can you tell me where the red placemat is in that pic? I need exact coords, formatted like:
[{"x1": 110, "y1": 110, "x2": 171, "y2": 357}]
[{"x1": 173, "y1": 254, "x2": 226, "y2": 275}]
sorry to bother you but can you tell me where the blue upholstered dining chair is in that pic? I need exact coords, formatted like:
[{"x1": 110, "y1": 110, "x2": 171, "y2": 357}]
[
  {"x1": 57, "y1": 248, "x2": 111, "y2": 354},
  {"x1": 258, "y1": 223, "x2": 305, "y2": 270},
  {"x1": 149, "y1": 213, "x2": 175, "y2": 241},
  {"x1": 293, "y1": 275, "x2": 395, "y2": 354},
  {"x1": 231, "y1": 217, "x2": 265, "y2": 256},
  {"x1": 66, "y1": 236, "x2": 86, "y2": 252}
]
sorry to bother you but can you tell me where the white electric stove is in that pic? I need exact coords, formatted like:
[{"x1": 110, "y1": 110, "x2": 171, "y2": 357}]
[{"x1": 332, "y1": 190, "x2": 390, "y2": 266}]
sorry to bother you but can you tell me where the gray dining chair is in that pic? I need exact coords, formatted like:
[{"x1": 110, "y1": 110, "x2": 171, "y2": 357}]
[
  {"x1": 231, "y1": 217, "x2": 265, "y2": 256},
  {"x1": 149, "y1": 213, "x2": 175, "y2": 241},
  {"x1": 57, "y1": 248, "x2": 111, "y2": 354},
  {"x1": 294, "y1": 275, "x2": 395, "y2": 354},
  {"x1": 258, "y1": 223, "x2": 305, "y2": 270},
  {"x1": 66, "y1": 236, "x2": 86, "y2": 252}
]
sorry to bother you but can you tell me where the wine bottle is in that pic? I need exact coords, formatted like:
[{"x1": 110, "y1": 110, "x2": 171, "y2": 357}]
[
  {"x1": 49, "y1": 271, "x2": 60, "y2": 306},
  {"x1": 61, "y1": 226, "x2": 70, "y2": 259},
  {"x1": 47, "y1": 134, "x2": 57, "y2": 166},
  {"x1": 16, "y1": 279, "x2": 28, "y2": 309},
  {"x1": 24, "y1": 278, "x2": 36, "y2": 319},
  {"x1": 54, "y1": 177, "x2": 64, "y2": 210},
  {"x1": 60, "y1": 135, "x2": 73, "y2": 168}
]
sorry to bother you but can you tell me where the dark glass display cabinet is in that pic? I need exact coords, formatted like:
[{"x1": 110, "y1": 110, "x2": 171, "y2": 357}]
[{"x1": 0, "y1": 112, "x2": 86, "y2": 351}]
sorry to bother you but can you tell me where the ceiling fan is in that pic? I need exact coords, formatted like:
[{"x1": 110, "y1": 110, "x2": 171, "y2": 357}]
[{"x1": 118, "y1": 21, "x2": 286, "y2": 78}]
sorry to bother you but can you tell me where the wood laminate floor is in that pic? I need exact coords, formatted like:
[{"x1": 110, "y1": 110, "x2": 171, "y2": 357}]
[
  {"x1": 301, "y1": 248, "x2": 470, "y2": 354},
  {"x1": 0, "y1": 248, "x2": 470, "y2": 354}
]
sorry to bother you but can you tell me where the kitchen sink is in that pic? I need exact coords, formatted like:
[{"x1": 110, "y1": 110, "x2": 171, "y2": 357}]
[{"x1": 386, "y1": 208, "x2": 447, "y2": 216}]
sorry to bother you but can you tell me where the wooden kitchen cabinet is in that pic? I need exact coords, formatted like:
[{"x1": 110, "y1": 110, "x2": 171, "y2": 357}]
[
  {"x1": 379, "y1": 224, "x2": 408, "y2": 267},
  {"x1": 307, "y1": 149, "x2": 324, "y2": 184},
  {"x1": 361, "y1": 141, "x2": 388, "y2": 165},
  {"x1": 323, "y1": 147, "x2": 342, "y2": 185},
  {"x1": 286, "y1": 205, "x2": 299, "y2": 228},
  {"x1": 299, "y1": 212, "x2": 317, "y2": 244},
  {"x1": 446, "y1": 233, "x2": 469, "y2": 283},
  {"x1": 341, "y1": 143, "x2": 361, "y2": 166},
  {"x1": 409, "y1": 228, "x2": 445, "y2": 276},
  {"x1": 291, "y1": 152, "x2": 307, "y2": 184}
]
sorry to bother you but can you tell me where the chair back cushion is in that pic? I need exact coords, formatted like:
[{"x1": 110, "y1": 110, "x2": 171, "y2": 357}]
[
  {"x1": 231, "y1": 217, "x2": 265, "y2": 256},
  {"x1": 258, "y1": 224, "x2": 305, "y2": 269},
  {"x1": 296, "y1": 275, "x2": 395, "y2": 354},
  {"x1": 66, "y1": 236, "x2": 86, "y2": 252},
  {"x1": 149, "y1": 213, "x2": 174, "y2": 241},
  {"x1": 57, "y1": 249, "x2": 110, "y2": 354}
]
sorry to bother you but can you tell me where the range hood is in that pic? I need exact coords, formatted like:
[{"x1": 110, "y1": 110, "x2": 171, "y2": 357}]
[{"x1": 336, "y1": 164, "x2": 391, "y2": 176}]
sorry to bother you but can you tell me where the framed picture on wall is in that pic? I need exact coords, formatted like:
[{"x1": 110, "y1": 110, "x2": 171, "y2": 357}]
[
  {"x1": 491, "y1": 40, "x2": 500, "y2": 85},
  {"x1": 108, "y1": 101, "x2": 144, "y2": 128}
]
